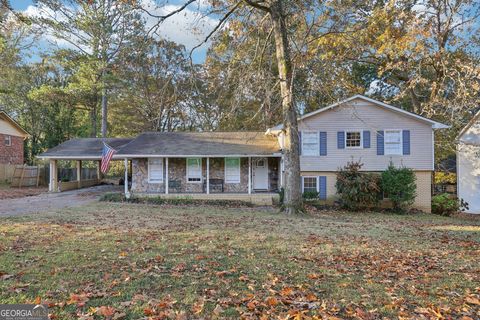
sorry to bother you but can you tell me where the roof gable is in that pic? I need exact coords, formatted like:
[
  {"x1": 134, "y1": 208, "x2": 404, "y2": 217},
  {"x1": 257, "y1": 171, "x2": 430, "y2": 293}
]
[
  {"x1": 0, "y1": 111, "x2": 29, "y2": 138},
  {"x1": 269, "y1": 95, "x2": 449, "y2": 131}
]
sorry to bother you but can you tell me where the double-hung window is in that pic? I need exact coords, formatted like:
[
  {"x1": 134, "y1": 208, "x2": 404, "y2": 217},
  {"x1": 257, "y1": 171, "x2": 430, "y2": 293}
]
[
  {"x1": 345, "y1": 131, "x2": 362, "y2": 148},
  {"x1": 302, "y1": 177, "x2": 318, "y2": 193},
  {"x1": 384, "y1": 130, "x2": 402, "y2": 155},
  {"x1": 148, "y1": 158, "x2": 164, "y2": 183},
  {"x1": 302, "y1": 131, "x2": 319, "y2": 156},
  {"x1": 187, "y1": 158, "x2": 202, "y2": 183},
  {"x1": 225, "y1": 158, "x2": 241, "y2": 183},
  {"x1": 4, "y1": 135, "x2": 11, "y2": 146}
]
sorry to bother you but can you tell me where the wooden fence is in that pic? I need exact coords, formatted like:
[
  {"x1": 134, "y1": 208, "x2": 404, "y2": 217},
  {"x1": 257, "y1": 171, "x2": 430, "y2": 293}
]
[
  {"x1": 10, "y1": 165, "x2": 41, "y2": 187},
  {"x1": 0, "y1": 164, "x2": 16, "y2": 183}
]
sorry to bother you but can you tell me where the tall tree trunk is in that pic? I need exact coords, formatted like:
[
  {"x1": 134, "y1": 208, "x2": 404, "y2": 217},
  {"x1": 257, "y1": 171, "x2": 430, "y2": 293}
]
[
  {"x1": 101, "y1": 69, "x2": 108, "y2": 138},
  {"x1": 91, "y1": 105, "x2": 97, "y2": 138},
  {"x1": 269, "y1": 0, "x2": 302, "y2": 214}
]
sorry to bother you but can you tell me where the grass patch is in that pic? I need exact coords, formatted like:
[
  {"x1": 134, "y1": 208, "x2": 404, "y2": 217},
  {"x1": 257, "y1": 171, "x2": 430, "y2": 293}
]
[{"x1": 0, "y1": 203, "x2": 479, "y2": 319}]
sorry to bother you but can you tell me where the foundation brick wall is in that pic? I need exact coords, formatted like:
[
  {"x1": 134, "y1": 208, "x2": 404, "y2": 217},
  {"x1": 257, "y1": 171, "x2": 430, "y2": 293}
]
[{"x1": 0, "y1": 134, "x2": 24, "y2": 164}]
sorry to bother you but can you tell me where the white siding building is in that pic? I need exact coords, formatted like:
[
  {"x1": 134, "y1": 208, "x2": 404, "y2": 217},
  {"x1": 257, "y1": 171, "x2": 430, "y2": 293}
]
[{"x1": 457, "y1": 111, "x2": 480, "y2": 214}]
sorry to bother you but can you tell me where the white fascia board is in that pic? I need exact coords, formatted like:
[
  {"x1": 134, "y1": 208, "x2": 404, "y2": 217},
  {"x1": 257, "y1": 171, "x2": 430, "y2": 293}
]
[{"x1": 116, "y1": 154, "x2": 283, "y2": 158}]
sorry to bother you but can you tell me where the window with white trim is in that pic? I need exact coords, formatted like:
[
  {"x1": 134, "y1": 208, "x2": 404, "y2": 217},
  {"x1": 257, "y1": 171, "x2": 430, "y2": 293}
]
[
  {"x1": 302, "y1": 131, "x2": 319, "y2": 156},
  {"x1": 384, "y1": 130, "x2": 402, "y2": 155},
  {"x1": 148, "y1": 158, "x2": 163, "y2": 183},
  {"x1": 302, "y1": 177, "x2": 318, "y2": 193},
  {"x1": 4, "y1": 135, "x2": 11, "y2": 146},
  {"x1": 187, "y1": 158, "x2": 202, "y2": 183},
  {"x1": 225, "y1": 158, "x2": 241, "y2": 183},
  {"x1": 345, "y1": 131, "x2": 362, "y2": 148}
]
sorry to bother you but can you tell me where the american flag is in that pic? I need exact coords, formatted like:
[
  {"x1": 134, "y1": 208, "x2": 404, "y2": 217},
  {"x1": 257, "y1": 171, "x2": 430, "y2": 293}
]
[{"x1": 101, "y1": 142, "x2": 116, "y2": 173}]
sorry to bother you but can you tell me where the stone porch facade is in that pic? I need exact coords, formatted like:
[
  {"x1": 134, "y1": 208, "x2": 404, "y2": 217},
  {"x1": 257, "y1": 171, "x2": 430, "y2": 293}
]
[{"x1": 131, "y1": 157, "x2": 280, "y2": 194}]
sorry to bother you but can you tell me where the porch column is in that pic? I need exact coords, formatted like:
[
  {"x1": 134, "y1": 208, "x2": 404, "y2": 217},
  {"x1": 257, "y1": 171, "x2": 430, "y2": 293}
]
[
  {"x1": 206, "y1": 157, "x2": 210, "y2": 194},
  {"x1": 49, "y1": 159, "x2": 58, "y2": 192},
  {"x1": 248, "y1": 157, "x2": 252, "y2": 195},
  {"x1": 124, "y1": 158, "x2": 129, "y2": 198},
  {"x1": 279, "y1": 157, "x2": 283, "y2": 188},
  {"x1": 96, "y1": 160, "x2": 101, "y2": 181},
  {"x1": 76, "y1": 160, "x2": 82, "y2": 188},
  {"x1": 165, "y1": 158, "x2": 169, "y2": 194}
]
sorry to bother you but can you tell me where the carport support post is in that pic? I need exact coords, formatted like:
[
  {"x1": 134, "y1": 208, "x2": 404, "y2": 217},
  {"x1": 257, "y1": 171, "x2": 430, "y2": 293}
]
[
  {"x1": 76, "y1": 160, "x2": 82, "y2": 189},
  {"x1": 49, "y1": 159, "x2": 58, "y2": 192},
  {"x1": 97, "y1": 160, "x2": 101, "y2": 181},
  {"x1": 124, "y1": 158, "x2": 130, "y2": 198}
]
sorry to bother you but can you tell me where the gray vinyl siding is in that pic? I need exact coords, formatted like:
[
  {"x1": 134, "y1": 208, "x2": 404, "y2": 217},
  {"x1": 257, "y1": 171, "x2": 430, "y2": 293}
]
[{"x1": 298, "y1": 98, "x2": 434, "y2": 171}]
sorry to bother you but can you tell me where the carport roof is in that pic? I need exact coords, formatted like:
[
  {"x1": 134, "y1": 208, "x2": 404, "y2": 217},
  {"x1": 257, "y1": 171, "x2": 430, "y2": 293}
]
[{"x1": 37, "y1": 138, "x2": 133, "y2": 159}]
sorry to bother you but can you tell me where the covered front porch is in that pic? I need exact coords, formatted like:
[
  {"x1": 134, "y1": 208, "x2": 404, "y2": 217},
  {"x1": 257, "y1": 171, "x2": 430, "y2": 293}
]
[{"x1": 125, "y1": 156, "x2": 283, "y2": 197}]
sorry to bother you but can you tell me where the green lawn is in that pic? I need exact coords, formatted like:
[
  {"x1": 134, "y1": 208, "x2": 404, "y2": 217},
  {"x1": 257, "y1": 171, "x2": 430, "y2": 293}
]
[{"x1": 0, "y1": 203, "x2": 479, "y2": 319}]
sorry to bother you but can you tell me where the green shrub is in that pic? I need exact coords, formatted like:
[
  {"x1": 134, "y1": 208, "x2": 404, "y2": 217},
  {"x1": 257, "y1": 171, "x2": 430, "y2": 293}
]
[
  {"x1": 336, "y1": 161, "x2": 381, "y2": 211},
  {"x1": 381, "y1": 163, "x2": 416, "y2": 213},
  {"x1": 99, "y1": 192, "x2": 126, "y2": 202},
  {"x1": 99, "y1": 193, "x2": 255, "y2": 207},
  {"x1": 278, "y1": 187, "x2": 284, "y2": 204},
  {"x1": 302, "y1": 191, "x2": 319, "y2": 200},
  {"x1": 432, "y1": 193, "x2": 469, "y2": 216}
]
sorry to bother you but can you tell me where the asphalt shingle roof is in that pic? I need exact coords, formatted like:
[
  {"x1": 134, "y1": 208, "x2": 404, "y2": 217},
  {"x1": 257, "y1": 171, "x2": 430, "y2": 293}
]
[
  {"x1": 38, "y1": 138, "x2": 133, "y2": 158},
  {"x1": 38, "y1": 132, "x2": 280, "y2": 159},
  {"x1": 117, "y1": 132, "x2": 280, "y2": 156}
]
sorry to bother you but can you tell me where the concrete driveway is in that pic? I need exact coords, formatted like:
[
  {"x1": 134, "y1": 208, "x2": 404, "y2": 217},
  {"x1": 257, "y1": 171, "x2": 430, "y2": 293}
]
[{"x1": 0, "y1": 185, "x2": 121, "y2": 217}]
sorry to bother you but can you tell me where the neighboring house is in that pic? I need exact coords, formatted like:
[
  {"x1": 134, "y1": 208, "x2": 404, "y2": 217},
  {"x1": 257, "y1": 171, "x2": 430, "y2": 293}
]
[
  {"x1": 0, "y1": 111, "x2": 29, "y2": 164},
  {"x1": 457, "y1": 110, "x2": 480, "y2": 214},
  {"x1": 38, "y1": 95, "x2": 448, "y2": 211}
]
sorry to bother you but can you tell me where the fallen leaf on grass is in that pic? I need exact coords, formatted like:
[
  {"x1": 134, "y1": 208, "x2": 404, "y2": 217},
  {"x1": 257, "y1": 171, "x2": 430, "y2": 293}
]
[
  {"x1": 265, "y1": 297, "x2": 278, "y2": 307},
  {"x1": 192, "y1": 297, "x2": 205, "y2": 315},
  {"x1": 213, "y1": 304, "x2": 224, "y2": 315},
  {"x1": 68, "y1": 293, "x2": 89, "y2": 307},
  {"x1": 96, "y1": 306, "x2": 115, "y2": 318},
  {"x1": 465, "y1": 296, "x2": 480, "y2": 305}
]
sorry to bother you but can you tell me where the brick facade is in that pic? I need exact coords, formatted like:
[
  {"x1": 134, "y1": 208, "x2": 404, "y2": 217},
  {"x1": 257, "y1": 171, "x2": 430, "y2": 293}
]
[
  {"x1": 0, "y1": 134, "x2": 24, "y2": 164},
  {"x1": 132, "y1": 157, "x2": 280, "y2": 194}
]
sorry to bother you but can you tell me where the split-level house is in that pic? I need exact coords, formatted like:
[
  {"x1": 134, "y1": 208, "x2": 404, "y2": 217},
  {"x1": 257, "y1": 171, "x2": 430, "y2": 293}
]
[
  {"x1": 39, "y1": 95, "x2": 448, "y2": 211},
  {"x1": 457, "y1": 110, "x2": 480, "y2": 214}
]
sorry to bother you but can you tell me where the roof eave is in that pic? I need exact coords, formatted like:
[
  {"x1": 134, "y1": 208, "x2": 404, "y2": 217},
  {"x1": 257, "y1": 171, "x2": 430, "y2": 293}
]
[{"x1": 0, "y1": 111, "x2": 30, "y2": 138}]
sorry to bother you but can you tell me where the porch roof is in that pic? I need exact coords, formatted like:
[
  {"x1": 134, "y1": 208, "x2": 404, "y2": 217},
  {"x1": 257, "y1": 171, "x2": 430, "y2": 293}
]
[
  {"x1": 37, "y1": 132, "x2": 281, "y2": 159},
  {"x1": 116, "y1": 132, "x2": 281, "y2": 157},
  {"x1": 37, "y1": 138, "x2": 133, "y2": 159}
]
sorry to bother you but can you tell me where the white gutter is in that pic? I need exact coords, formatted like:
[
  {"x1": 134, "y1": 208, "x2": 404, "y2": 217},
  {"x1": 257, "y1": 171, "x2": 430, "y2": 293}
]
[{"x1": 37, "y1": 153, "x2": 284, "y2": 160}]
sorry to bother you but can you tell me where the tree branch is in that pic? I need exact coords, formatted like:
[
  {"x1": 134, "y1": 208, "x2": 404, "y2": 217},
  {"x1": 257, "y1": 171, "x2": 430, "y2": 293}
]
[
  {"x1": 242, "y1": 0, "x2": 270, "y2": 13},
  {"x1": 189, "y1": 2, "x2": 242, "y2": 58}
]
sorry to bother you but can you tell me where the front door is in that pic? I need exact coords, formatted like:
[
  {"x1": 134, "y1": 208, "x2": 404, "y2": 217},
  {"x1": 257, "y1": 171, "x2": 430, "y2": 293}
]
[{"x1": 253, "y1": 158, "x2": 268, "y2": 190}]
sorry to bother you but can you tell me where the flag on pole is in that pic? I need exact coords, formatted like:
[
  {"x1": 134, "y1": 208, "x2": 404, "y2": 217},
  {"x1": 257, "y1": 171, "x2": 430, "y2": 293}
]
[{"x1": 101, "y1": 142, "x2": 116, "y2": 173}]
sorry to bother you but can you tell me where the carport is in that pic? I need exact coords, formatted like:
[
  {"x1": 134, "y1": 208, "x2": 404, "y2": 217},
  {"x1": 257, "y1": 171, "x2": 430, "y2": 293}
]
[{"x1": 37, "y1": 138, "x2": 132, "y2": 192}]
